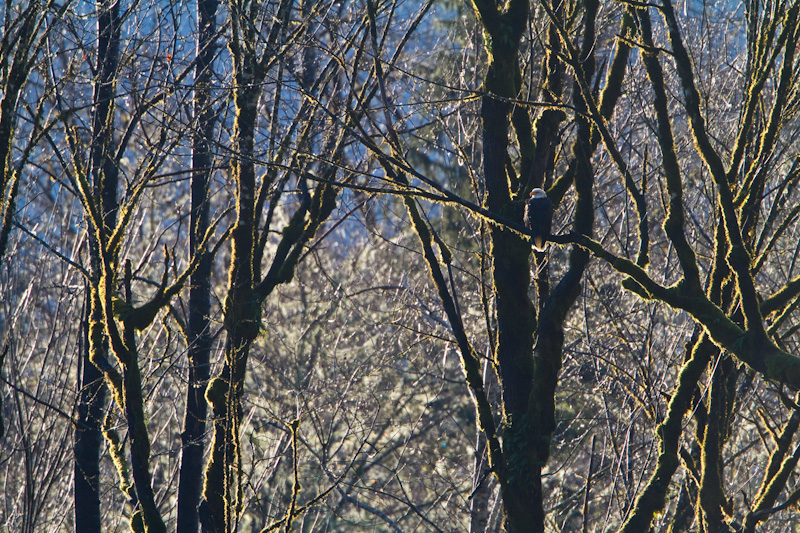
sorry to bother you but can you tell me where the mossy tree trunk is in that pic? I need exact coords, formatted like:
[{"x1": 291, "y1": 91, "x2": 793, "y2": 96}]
[
  {"x1": 67, "y1": 2, "x2": 229, "y2": 531},
  {"x1": 466, "y1": 0, "x2": 628, "y2": 530},
  {"x1": 199, "y1": 2, "x2": 344, "y2": 531},
  {"x1": 75, "y1": 1, "x2": 121, "y2": 531},
  {"x1": 0, "y1": 1, "x2": 55, "y2": 269},
  {"x1": 356, "y1": 0, "x2": 631, "y2": 529},
  {"x1": 353, "y1": 0, "x2": 632, "y2": 529}
]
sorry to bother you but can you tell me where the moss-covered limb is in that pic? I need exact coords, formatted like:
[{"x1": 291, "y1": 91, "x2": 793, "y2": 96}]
[
  {"x1": 253, "y1": 17, "x2": 350, "y2": 261},
  {"x1": 767, "y1": 282, "x2": 800, "y2": 338},
  {"x1": 105, "y1": 158, "x2": 167, "y2": 266},
  {"x1": 87, "y1": 280, "x2": 125, "y2": 402},
  {"x1": 200, "y1": 371, "x2": 231, "y2": 532},
  {"x1": 252, "y1": 3, "x2": 368, "y2": 251},
  {"x1": 555, "y1": 230, "x2": 800, "y2": 387},
  {"x1": 523, "y1": 12, "x2": 564, "y2": 199},
  {"x1": 0, "y1": 1, "x2": 65, "y2": 263},
  {"x1": 256, "y1": 180, "x2": 338, "y2": 300},
  {"x1": 284, "y1": 419, "x2": 301, "y2": 533},
  {"x1": 201, "y1": 191, "x2": 259, "y2": 533},
  {"x1": 635, "y1": 7, "x2": 701, "y2": 292},
  {"x1": 659, "y1": 287, "x2": 800, "y2": 388},
  {"x1": 658, "y1": 0, "x2": 726, "y2": 184},
  {"x1": 0, "y1": 166, "x2": 20, "y2": 270},
  {"x1": 201, "y1": 87, "x2": 260, "y2": 532},
  {"x1": 257, "y1": 123, "x2": 345, "y2": 294},
  {"x1": 667, "y1": 472, "x2": 699, "y2": 533},
  {"x1": 747, "y1": 485, "x2": 800, "y2": 531},
  {"x1": 128, "y1": 222, "x2": 231, "y2": 332},
  {"x1": 551, "y1": 232, "x2": 674, "y2": 301},
  {"x1": 598, "y1": 10, "x2": 634, "y2": 118},
  {"x1": 254, "y1": 115, "x2": 312, "y2": 268},
  {"x1": 520, "y1": 9, "x2": 565, "y2": 195},
  {"x1": 762, "y1": 271, "x2": 800, "y2": 322},
  {"x1": 635, "y1": 150, "x2": 650, "y2": 267},
  {"x1": 121, "y1": 347, "x2": 167, "y2": 533},
  {"x1": 202, "y1": 340, "x2": 252, "y2": 532},
  {"x1": 742, "y1": 394, "x2": 800, "y2": 532},
  {"x1": 727, "y1": 12, "x2": 786, "y2": 189},
  {"x1": 545, "y1": 4, "x2": 661, "y2": 286},
  {"x1": 595, "y1": 10, "x2": 645, "y2": 270},
  {"x1": 258, "y1": 482, "x2": 340, "y2": 533},
  {"x1": 621, "y1": 334, "x2": 716, "y2": 532},
  {"x1": 97, "y1": 263, "x2": 167, "y2": 533},
  {"x1": 103, "y1": 411, "x2": 135, "y2": 500},
  {"x1": 98, "y1": 260, "x2": 133, "y2": 370}
]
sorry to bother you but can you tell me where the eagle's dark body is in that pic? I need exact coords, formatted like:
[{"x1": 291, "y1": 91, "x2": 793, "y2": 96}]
[{"x1": 524, "y1": 188, "x2": 553, "y2": 252}]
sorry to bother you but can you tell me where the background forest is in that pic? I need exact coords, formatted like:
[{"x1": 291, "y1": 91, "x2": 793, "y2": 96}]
[{"x1": 2, "y1": 0, "x2": 800, "y2": 532}]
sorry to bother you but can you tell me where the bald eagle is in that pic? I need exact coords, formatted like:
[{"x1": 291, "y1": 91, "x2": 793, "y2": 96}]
[{"x1": 524, "y1": 188, "x2": 553, "y2": 252}]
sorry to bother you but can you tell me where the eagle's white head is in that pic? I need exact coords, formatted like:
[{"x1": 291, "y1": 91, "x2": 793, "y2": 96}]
[{"x1": 531, "y1": 188, "x2": 547, "y2": 199}]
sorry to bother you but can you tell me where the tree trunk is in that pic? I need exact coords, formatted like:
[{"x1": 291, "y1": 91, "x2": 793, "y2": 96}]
[
  {"x1": 177, "y1": 0, "x2": 219, "y2": 531},
  {"x1": 200, "y1": 74, "x2": 262, "y2": 533},
  {"x1": 74, "y1": 2, "x2": 121, "y2": 530},
  {"x1": 74, "y1": 287, "x2": 106, "y2": 533}
]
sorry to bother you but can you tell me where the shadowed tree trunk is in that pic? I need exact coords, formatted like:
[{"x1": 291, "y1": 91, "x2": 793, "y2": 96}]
[
  {"x1": 353, "y1": 0, "x2": 631, "y2": 529},
  {"x1": 467, "y1": 0, "x2": 627, "y2": 529},
  {"x1": 74, "y1": 284, "x2": 107, "y2": 533},
  {"x1": 177, "y1": 0, "x2": 219, "y2": 531}
]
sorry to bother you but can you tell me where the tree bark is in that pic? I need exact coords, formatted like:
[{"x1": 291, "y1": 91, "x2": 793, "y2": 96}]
[
  {"x1": 74, "y1": 287, "x2": 106, "y2": 533},
  {"x1": 177, "y1": 0, "x2": 219, "y2": 531},
  {"x1": 74, "y1": 2, "x2": 122, "y2": 530}
]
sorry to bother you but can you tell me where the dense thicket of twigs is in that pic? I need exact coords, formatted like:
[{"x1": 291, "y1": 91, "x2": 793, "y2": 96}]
[{"x1": 2, "y1": 1, "x2": 800, "y2": 532}]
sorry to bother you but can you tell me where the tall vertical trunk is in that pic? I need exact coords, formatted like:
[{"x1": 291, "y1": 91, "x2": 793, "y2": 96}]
[
  {"x1": 474, "y1": 1, "x2": 538, "y2": 529},
  {"x1": 177, "y1": 1, "x2": 219, "y2": 531},
  {"x1": 200, "y1": 80, "x2": 262, "y2": 533},
  {"x1": 469, "y1": 0, "x2": 614, "y2": 529},
  {"x1": 74, "y1": 286, "x2": 106, "y2": 533},
  {"x1": 199, "y1": 3, "x2": 340, "y2": 530},
  {"x1": 74, "y1": 2, "x2": 121, "y2": 531}
]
